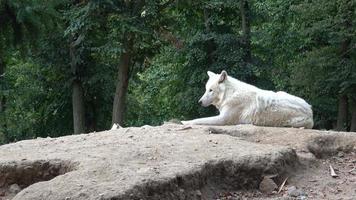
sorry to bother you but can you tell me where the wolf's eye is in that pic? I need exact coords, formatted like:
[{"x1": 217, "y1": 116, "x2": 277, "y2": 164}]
[{"x1": 209, "y1": 89, "x2": 213, "y2": 92}]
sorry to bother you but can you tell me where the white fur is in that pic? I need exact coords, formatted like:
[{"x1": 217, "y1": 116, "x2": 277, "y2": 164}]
[{"x1": 182, "y1": 71, "x2": 314, "y2": 128}]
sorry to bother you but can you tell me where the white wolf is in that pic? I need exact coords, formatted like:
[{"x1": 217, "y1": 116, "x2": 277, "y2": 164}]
[{"x1": 182, "y1": 70, "x2": 314, "y2": 128}]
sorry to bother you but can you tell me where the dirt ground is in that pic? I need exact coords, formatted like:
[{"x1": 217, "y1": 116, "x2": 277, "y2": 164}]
[
  {"x1": 0, "y1": 124, "x2": 355, "y2": 200},
  {"x1": 207, "y1": 125, "x2": 356, "y2": 200},
  {"x1": 214, "y1": 151, "x2": 356, "y2": 200}
]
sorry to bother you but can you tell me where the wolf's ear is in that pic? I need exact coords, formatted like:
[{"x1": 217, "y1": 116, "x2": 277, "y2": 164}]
[
  {"x1": 218, "y1": 70, "x2": 227, "y2": 83},
  {"x1": 207, "y1": 71, "x2": 215, "y2": 78}
]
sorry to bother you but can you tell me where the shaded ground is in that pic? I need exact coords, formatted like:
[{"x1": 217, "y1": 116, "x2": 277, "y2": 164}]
[
  {"x1": 0, "y1": 124, "x2": 355, "y2": 200},
  {"x1": 207, "y1": 125, "x2": 356, "y2": 200},
  {"x1": 214, "y1": 152, "x2": 356, "y2": 200},
  {"x1": 287, "y1": 151, "x2": 356, "y2": 200}
]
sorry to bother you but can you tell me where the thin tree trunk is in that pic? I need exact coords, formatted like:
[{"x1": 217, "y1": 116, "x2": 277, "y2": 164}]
[
  {"x1": 240, "y1": 0, "x2": 251, "y2": 63},
  {"x1": 70, "y1": 39, "x2": 86, "y2": 134},
  {"x1": 0, "y1": 58, "x2": 5, "y2": 113},
  {"x1": 87, "y1": 98, "x2": 97, "y2": 132},
  {"x1": 0, "y1": 57, "x2": 6, "y2": 137},
  {"x1": 203, "y1": 8, "x2": 211, "y2": 32},
  {"x1": 112, "y1": 38, "x2": 133, "y2": 126},
  {"x1": 72, "y1": 79, "x2": 85, "y2": 134},
  {"x1": 336, "y1": 0, "x2": 352, "y2": 131},
  {"x1": 336, "y1": 94, "x2": 348, "y2": 131},
  {"x1": 203, "y1": 8, "x2": 215, "y2": 66},
  {"x1": 335, "y1": 15, "x2": 351, "y2": 131},
  {"x1": 350, "y1": 97, "x2": 356, "y2": 132}
]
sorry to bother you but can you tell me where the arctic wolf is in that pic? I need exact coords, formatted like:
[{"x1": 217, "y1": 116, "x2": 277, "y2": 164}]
[{"x1": 182, "y1": 70, "x2": 314, "y2": 128}]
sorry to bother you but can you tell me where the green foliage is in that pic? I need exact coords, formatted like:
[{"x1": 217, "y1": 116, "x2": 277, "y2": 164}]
[
  {"x1": 125, "y1": 1, "x2": 275, "y2": 126},
  {"x1": 1, "y1": 0, "x2": 356, "y2": 143},
  {"x1": 1, "y1": 57, "x2": 72, "y2": 142},
  {"x1": 289, "y1": 0, "x2": 356, "y2": 127},
  {"x1": 0, "y1": 0, "x2": 59, "y2": 46}
]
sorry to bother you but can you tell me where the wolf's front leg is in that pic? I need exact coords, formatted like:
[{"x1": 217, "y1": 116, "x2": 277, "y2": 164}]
[{"x1": 181, "y1": 115, "x2": 227, "y2": 125}]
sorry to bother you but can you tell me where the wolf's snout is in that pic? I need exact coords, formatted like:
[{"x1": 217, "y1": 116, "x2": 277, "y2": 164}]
[{"x1": 199, "y1": 98, "x2": 209, "y2": 107}]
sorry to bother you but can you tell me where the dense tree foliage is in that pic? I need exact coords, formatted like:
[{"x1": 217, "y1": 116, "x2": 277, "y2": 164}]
[{"x1": 1, "y1": 0, "x2": 355, "y2": 143}]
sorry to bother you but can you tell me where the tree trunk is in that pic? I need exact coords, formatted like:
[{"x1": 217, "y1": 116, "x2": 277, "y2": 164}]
[
  {"x1": 336, "y1": 94, "x2": 348, "y2": 131},
  {"x1": 240, "y1": 0, "x2": 252, "y2": 63},
  {"x1": 336, "y1": 6, "x2": 351, "y2": 131},
  {"x1": 87, "y1": 98, "x2": 97, "y2": 132},
  {"x1": 112, "y1": 38, "x2": 133, "y2": 126},
  {"x1": 70, "y1": 39, "x2": 86, "y2": 134},
  {"x1": 203, "y1": 8, "x2": 215, "y2": 66},
  {"x1": 203, "y1": 8, "x2": 212, "y2": 32},
  {"x1": 72, "y1": 79, "x2": 85, "y2": 134},
  {"x1": 351, "y1": 98, "x2": 356, "y2": 132},
  {"x1": 0, "y1": 57, "x2": 5, "y2": 113},
  {"x1": 0, "y1": 57, "x2": 6, "y2": 137}
]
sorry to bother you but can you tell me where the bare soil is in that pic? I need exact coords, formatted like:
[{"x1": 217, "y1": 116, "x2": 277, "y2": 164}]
[
  {"x1": 0, "y1": 124, "x2": 355, "y2": 200},
  {"x1": 208, "y1": 125, "x2": 356, "y2": 200},
  {"x1": 213, "y1": 152, "x2": 356, "y2": 200}
]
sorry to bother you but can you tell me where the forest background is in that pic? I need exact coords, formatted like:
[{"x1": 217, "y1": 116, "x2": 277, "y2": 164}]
[{"x1": 0, "y1": 0, "x2": 355, "y2": 144}]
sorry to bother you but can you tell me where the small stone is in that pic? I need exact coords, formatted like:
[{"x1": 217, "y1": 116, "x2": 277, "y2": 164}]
[
  {"x1": 287, "y1": 186, "x2": 296, "y2": 192},
  {"x1": 9, "y1": 184, "x2": 21, "y2": 194},
  {"x1": 297, "y1": 196, "x2": 307, "y2": 200},
  {"x1": 337, "y1": 151, "x2": 344, "y2": 158},
  {"x1": 259, "y1": 176, "x2": 278, "y2": 194},
  {"x1": 178, "y1": 189, "x2": 185, "y2": 199},
  {"x1": 24, "y1": 166, "x2": 34, "y2": 170},
  {"x1": 287, "y1": 186, "x2": 306, "y2": 197},
  {"x1": 196, "y1": 190, "x2": 202, "y2": 197}
]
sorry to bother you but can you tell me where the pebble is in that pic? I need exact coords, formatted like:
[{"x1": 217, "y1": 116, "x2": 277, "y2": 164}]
[
  {"x1": 337, "y1": 151, "x2": 344, "y2": 157},
  {"x1": 259, "y1": 176, "x2": 277, "y2": 194},
  {"x1": 195, "y1": 190, "x2": 202, "y2": 197},
  {"x1": 8, "y1": 184, "x2": 21, "y2": 193},
  {"x1": 297, "y1": 196, "x2": 307, "y2": 200},
  {"x1": 287, "y1": 186, "x2": 307, "y2": 198}
]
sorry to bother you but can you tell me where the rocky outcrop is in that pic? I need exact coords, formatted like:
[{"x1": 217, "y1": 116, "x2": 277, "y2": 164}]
[{"x1": 0, "y1": 124, "x2": 354, "y2": 200}]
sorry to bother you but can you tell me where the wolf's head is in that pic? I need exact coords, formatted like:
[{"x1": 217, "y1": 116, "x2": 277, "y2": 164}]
[{"x1": 198, "y1": 70, "x2": 228, "y2": 107}]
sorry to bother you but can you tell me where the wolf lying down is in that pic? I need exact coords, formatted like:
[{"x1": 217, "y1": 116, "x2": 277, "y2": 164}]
[{"x1": 182, "y1": 70, "x2": 314, "y2": 128}]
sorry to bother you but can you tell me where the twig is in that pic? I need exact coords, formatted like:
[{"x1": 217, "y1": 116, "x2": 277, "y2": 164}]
[
  {"x1": 278, "y1": 177, "x2": 288, "y2": 194},
  {"x1": 330, "y1": 165, "x2": 338, "y2": 177},
  {"x1": 177, "y1": 126, "x2": 192, "y2": 131}
]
